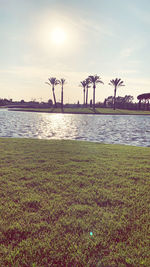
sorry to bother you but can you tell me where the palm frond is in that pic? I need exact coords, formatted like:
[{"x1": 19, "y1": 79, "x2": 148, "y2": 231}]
[
  {"x1": 85, "y1": 77, "x2": 90, "y2": 83},
  {"x1": 60, "y1": 78, "x2": 66, "y2": 85},
  {"x1": 88, "y1": 76, "x2": 95, "y2": 83},
  {"x1": 118, "y1": 81, "x2": 125, "y2": 86},
  {"x1": 79, "y1": 80, "x2": 86, "y2": 87},
  {"x1": 115, "y1": 78, "x2": 121, "y2": 84},
  {"x1": 88, "y1": 75, "x2": 103, "y2": 84},
  {"x1": 108, "y1": 82, "x2": 113, "y2": 86},
  {"x1": 96, "y1": 80, "x2": 104, "y2": 84},
  {"x1": 55, "y1": 80, "x2": 60, "y2": 85},
  {"x1": 85, "y1": 78, "x2": 91, "y2": 86},
  {"x1": 109, "y1": 80, "x2": 115, "y2": 86},
  {"x1": 45, "y1": 82, "x2": 50, "y2": 86},
  {"x1": 109, "y1": 78, "x2": 125, "y2": 87},
  {"x1": 48, "y1": 77, "x2": 57, "y2": 85}
]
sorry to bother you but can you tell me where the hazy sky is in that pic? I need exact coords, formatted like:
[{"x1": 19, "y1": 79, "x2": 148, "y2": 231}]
[{"x1": 1, "y1": 0, "x2": 150, "y2": 103}]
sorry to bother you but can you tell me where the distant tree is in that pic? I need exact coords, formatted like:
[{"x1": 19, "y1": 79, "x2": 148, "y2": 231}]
[
  {"x1": 116, "y1": 95, "x2": 133, "y2": 109},
  {"x1": 59, "y1": 78, "x2": 66, "y2": 112},
  {"x1": 31, "y1": 98, "x2": 36, "y2": 102},
  {"x1": 137, "y1": 93, "x2": 150, "y2": 110},
  {"x1": 48, "y1": 99, "x2": 53, "y2": 107},
  {"x1": 109, "y1": 78, "x2": 125, "y2": 110},
  {"x1": 79, "y1": 80, "x2": 86, "y2": 105},
  {"x1": 45, "y1": 77, "x2": 60, "y2": 108},
  {"x1": 0, "y1": 98, "x2": 7, "y2": 106},
  {"x1": 85, "y1": 78, "x2": 91, "y2": 107},
  {"x1": 105, "y1": 95, "x2": 133, "y2": 109},
  {"x1": 0, "y1": 98, "x2": 15, "y2": 106},
  {"x1": 90, "y1": 99, "x2": 92, "y2": 107},
  {"x1": 123, "y1": 95, "x2": 134, "y2": 103},
  {"x1": 105, "y1": 96, "x2": 114, "y2": 108},
  {"x1": 88, "y1": 75, "x2": 104, "y2": 110}
]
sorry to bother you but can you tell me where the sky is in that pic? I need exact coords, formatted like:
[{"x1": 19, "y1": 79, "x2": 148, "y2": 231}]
[{"x1": 1, "y1": 0, "x2": 150, "y2": 104}]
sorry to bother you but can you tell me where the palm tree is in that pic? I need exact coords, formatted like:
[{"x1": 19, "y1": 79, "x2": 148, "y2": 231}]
[
  {"x1": 85, "y1": 78, "x2": 91, "y2": 107},
  {"x1": 109, "y1": 78, "x2": 125, "y2": 110},
  {"x1": 45, "y1": 77, "x2": 60, "y2": 108},
  {"x1": 79, "y1": 80, "x2": 86, "y2": 106},
  {"x1": 59, "y1": 78, "x2": 66, "y2": 112},
  {"x1": 88, "y1": 75, "x2": 104, "y2": 110}
]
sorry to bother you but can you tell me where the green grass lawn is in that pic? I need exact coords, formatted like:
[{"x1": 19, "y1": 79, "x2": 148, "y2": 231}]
[
  {"x1": 0, "y1": 138, "x2": 150, "y2": 266},
  {"x1": 8, "y1": 107, "x2": 150, "y2": 115}
]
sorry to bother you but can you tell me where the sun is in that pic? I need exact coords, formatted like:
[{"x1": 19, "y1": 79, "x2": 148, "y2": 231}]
[{"x1": 51, "y1": 27, "x2": 66, "y2": 45}]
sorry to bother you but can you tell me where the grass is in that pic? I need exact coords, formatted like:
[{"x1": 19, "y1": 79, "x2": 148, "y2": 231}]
[
  {"x1": 0, "y1": 138, "x2": 150, "y2": 266},
  {"x1": 7, "y1": 107, "x2": 150, "y2": 115}
]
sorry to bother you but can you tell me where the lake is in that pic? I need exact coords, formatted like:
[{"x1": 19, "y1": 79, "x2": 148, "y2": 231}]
[{"x1": 0, "y1": 109, "x2": 150, "y2": 147}]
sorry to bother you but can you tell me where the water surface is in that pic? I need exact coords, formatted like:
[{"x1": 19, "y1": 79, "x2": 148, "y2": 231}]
[{"x1": 0, "y1": 109, "x2": 150, "y2": 146}]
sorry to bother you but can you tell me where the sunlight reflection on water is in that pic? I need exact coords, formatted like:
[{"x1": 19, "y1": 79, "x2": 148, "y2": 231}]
[{"x1": 0, "y1": 109, "x2": 150, "y2": 147}]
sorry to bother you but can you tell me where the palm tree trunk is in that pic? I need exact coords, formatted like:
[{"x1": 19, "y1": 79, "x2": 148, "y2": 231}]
[
  {"x1": 83, "y1": 88, "x2": 85, "y2": 106},
  {"x1": 113, "y1": 87, "x2": 116, "y2": 110},
  {"x1": 86, "y1": 88, "x2": 88, "y2": 107},
  {"x1": 61, "y1": 86, "x2": 63, "y2": 112},
  {"x1": 93, "y1": 85, "x2": 95, "y2": 110},
  {"x1": 52, "y1": 86, "x2": 57, "y2": 108}
]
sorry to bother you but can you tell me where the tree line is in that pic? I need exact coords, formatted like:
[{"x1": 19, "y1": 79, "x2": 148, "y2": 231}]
[
  {"x1": 1, "y1": 75, "x2": 149, "y2": 110},
  {"x1": 46, "y1": 75, "x2": 125, "y2": 110}
]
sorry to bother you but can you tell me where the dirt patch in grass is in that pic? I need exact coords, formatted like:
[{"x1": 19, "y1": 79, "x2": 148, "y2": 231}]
[{"x1": 22, "y1": 200, "x2": 41, "y2": 212}]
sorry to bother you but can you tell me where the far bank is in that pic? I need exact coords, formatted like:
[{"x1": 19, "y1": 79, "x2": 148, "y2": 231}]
[{"x1": 6, "y1": 107, "x2": 150, "y2": 115}]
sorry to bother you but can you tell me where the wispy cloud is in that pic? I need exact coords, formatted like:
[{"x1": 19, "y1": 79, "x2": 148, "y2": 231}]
[
  {"x1": 114, "y1": 69, "x2": 139, "y2": 75},
  {"x1": 75, "y1": 17, "x2": 115, "y2": 38},
  {"x1": 120, "y1": 47, "x2": 134, "y2": 58}
]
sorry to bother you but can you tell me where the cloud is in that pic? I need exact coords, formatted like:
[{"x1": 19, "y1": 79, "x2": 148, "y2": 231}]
[
  {"x1": 75, "y1": 17, "x2": 115, "y2": 38},
  {"x1": 114, "y1": 69, "x2": 139, "y2": 75},
  {"x1": 120, "y1": 48, "x2": 134, "y2": 58}
]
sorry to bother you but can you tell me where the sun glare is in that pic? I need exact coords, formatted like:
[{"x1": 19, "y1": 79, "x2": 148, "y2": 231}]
[{"x1": 51, "y1": 27, "x2": 66, "y2": 45}]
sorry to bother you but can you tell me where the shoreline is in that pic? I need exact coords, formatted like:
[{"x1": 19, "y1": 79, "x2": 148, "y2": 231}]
[{"x1": 7, "y1": 108, "x2": 150, "y2": 115}]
